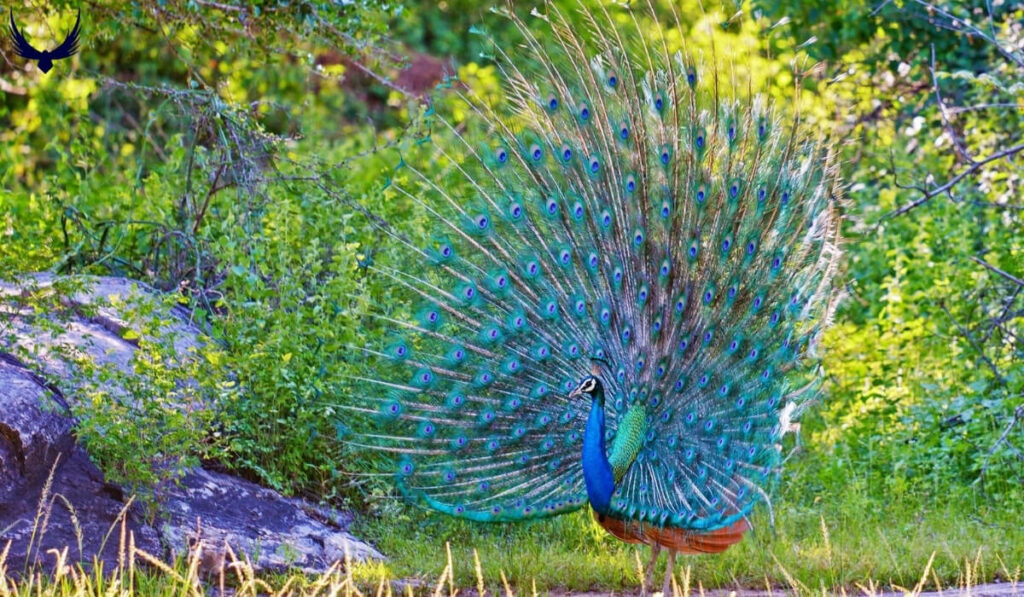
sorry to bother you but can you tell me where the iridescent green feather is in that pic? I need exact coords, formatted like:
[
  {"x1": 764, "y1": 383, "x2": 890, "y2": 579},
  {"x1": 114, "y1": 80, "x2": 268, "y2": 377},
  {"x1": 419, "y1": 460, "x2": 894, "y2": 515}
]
[{"x1": 609, "y1": 405, "x2": 648, "y2": 483}]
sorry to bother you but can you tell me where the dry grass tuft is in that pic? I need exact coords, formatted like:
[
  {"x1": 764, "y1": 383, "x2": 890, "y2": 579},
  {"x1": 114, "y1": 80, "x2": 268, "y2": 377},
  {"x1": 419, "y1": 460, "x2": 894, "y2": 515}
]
[{"x1": 3, "y1": 467, "x2": 1021, "y2": 596}]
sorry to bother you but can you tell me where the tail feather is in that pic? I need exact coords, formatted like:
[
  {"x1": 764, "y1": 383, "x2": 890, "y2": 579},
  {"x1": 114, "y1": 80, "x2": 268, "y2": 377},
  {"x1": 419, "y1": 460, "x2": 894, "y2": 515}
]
[{"x1": 341, "y1": 1, "x2": 841, "y2": 529}]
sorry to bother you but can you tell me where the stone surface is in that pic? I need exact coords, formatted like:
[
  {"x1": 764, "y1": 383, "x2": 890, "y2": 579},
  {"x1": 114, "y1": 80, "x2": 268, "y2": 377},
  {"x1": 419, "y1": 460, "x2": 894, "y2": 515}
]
[
  {"x1": 0, "y1": 353, "x2": 162, "y2": 575},
  {"x1": 159, "y1": 467, "x2": 383, "y2": 575},
  {"x1": 0, "y1": 439, "x2": 164, "y2": 576},
  {"x1": 0, "y1": 355, "x2": 74, "y2": 504},
  {"x1": 0, "y1": 275, "x2": 381, "y2": 576},
  {"x1": 0, "y1": 273, "x2": 201, "y2": 382}
]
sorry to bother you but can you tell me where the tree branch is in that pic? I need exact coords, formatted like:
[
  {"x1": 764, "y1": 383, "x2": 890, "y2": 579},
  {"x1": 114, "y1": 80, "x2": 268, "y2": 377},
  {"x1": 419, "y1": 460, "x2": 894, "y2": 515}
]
[
  {"x1": 910, "y1": 0, "x2": 1024, "y2": 68},
  {"x1": 939, "y1": 302, "x2": 1005, "y2": 385},
  {"x1": 980, "y1": 401, "x2": 1024, "y2": 496},
  {"x1": 971, "y1": 255, "x2": 1024, "y2": 287},
  {"x1": 883, "y1": 143, "x2": 1024, "y2": 219},
  {"x1": 984, "y1": 286, "x2": 1022, "y2": 342},
  {"x1": 949, "y1": 103, "x2": 1024, "y2": 114}
]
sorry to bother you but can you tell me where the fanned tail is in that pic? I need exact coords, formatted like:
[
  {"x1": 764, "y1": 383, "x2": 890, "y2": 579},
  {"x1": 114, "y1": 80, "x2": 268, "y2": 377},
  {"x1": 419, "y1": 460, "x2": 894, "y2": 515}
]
[{"x1": 339, "y1": 1, "x2": 841, "y2": 531}]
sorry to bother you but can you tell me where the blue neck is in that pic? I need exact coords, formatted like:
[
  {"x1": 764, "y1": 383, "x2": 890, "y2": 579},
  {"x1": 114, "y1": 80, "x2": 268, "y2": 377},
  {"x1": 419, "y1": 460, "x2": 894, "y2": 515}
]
[{"x1": 582, "y1": 391, "x2": 615, "y2": 514}]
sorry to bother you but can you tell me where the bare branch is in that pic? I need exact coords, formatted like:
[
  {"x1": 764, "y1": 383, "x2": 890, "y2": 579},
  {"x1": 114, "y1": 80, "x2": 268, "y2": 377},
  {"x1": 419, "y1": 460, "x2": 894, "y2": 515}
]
[
  {"x1": 910, "y1": 0, "x2": 1024, "y2": 68},
  {"x1": 971, "y1": 255, "x2": 1024, "y2": 287},
  {"x1": 984, "y1": 286, "x2": 1022, "y2": 342},
  {"x1": 886, "y1": 148, "x2": 927, "y2": 194},
  {"x1": 939, "y1": 302, "x2": 1006, "y2": 385},
  {"x1": 870, "y1": 0, "x2": 895, "y2": 17},
  {"x1": 0, "y1": 76, "x2": 27, "y2": 95},
  {"x1": 980, "y1": 402, "x2": 1024, "y2": 496},
  {"x1": 883, "y1": 143, "x2": 1024, "y2": 219},
  {"x1": 970, "y1": 200, "x2": 1023, "y2": 211},
  {"x1": 948, "y1": 103, "x2": 1024, "y2": 114}
]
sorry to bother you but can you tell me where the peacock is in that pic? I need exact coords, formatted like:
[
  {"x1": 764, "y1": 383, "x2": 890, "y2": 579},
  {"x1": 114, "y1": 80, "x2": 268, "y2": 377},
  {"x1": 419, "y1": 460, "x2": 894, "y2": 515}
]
[{"x1": 342, "y1": 2, "x2": 841, "y2": 594}]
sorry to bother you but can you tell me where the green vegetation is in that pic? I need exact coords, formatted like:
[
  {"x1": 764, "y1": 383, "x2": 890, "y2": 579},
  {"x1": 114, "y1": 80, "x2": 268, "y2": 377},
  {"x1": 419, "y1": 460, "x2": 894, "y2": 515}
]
[
  {"x1": 1, "y1": 0, "x2": 1020, "y2": 593},
  {"x1": 356, "y1": 485, "x2": 1023, "y2": 592}
]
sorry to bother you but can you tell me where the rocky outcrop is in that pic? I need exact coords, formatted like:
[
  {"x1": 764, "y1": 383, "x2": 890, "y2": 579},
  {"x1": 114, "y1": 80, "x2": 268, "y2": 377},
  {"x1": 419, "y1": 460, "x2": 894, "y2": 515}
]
[
  {"x1": 0, "y1": 355, "x2": 74, "y2": 504},
  {"x1": 160, "y1": 468, "x2": 383, "y2": 575},
  {"x1": 0, "y1": 275, "x2": 381, "y2": 575}
]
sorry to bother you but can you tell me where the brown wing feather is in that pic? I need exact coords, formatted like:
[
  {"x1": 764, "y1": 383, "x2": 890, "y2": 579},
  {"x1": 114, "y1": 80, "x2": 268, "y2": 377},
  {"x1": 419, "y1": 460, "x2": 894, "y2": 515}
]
[{"x1": 594, "y1": 511, "x2": 749, "y2": 554}]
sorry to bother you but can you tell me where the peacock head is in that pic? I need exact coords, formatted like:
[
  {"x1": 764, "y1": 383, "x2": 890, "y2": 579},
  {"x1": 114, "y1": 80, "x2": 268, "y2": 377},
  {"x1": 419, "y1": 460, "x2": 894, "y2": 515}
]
[{"x1": 568, "y1": 375, "x2": 604, "y2": 405}]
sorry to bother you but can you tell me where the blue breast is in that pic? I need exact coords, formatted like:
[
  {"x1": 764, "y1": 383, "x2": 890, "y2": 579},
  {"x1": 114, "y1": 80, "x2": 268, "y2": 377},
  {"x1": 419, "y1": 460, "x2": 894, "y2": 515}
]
[{"x1": 582, "y1": 397, "x2": 615, "y2": 514}]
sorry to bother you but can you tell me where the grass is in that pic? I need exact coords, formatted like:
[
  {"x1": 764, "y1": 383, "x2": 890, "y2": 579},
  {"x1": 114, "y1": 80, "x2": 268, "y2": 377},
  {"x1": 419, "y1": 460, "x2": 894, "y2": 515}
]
[
  {"x1": 353, "y1": 466, "x2": 1024, "y2": 594},
  {"x1": 5, "y1": 447, "x2": 1022, "y2": 596},
  {"x1": 2, "y1": 514, "x2": 1021, "y2": 597},
  {"x1": 352, "y1": 497, "x2": 1024, "y2": 594},
  {"x1": 2, "y1": 458, "x2": 1022, "y2": 596}
]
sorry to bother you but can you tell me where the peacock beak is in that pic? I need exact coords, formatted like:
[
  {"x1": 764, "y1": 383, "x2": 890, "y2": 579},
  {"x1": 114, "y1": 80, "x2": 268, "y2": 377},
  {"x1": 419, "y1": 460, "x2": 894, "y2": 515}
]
[{"x1": 568, "y1": 387, "x2": 583, "y2": 400}]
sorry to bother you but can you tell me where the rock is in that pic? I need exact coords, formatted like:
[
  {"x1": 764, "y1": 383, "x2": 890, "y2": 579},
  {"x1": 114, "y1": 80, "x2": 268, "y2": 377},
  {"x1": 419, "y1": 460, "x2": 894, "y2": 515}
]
[
  {"x1": 0, "y1": 273, "x2": 201, "y2": 383},
  {"x1": 0, "y1": 275, "x2": 381, "y2": 576},
  {"x1": 0, "y1": 355, "x2": 162, "y2": 575},
  {"x1": 159, "y1": 468, "x2": 384, "y2": 575},
  {"x1": 0, "y1": 355, "x2": 73, "y2": 504}
]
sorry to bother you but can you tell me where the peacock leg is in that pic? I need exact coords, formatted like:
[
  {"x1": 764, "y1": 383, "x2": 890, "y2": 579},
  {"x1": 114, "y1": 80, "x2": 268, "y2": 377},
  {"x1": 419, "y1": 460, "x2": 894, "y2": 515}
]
[
  {"x1": 642, "y1": 543, "x2": 662, "y2": 595},
  {"x1": 661, "y1": 550, "x2": 677, "y2": 596}
]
